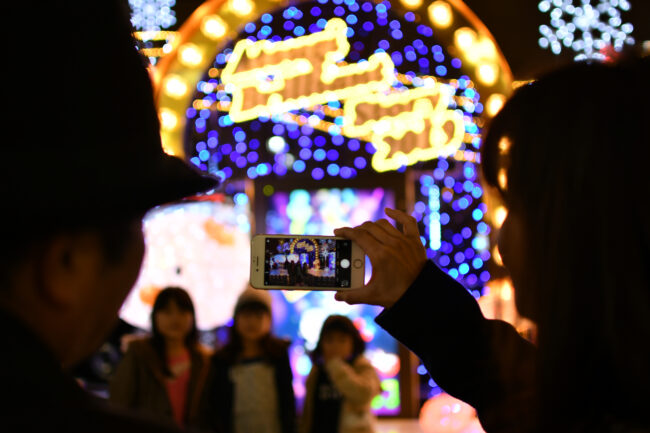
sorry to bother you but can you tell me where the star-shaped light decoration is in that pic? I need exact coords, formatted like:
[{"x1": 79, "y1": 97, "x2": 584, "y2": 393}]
[{"x1": 538, "y1": 0, "x2": 635, "y2": 61}]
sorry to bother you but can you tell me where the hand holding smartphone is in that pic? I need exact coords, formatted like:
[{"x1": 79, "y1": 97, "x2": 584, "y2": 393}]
[{"x1": 250, "y1": 234, "x2": 365, "y2": 290}]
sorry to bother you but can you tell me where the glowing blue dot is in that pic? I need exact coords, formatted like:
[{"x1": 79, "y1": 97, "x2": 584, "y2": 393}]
[
  {"x1": 196, "y1": 142, "x2": 206, "y2": 152},
  {"x1": 207, "y1": 137, "x2": 218, "y2": 148},
  {"x1": 472, "y1": 209, "x2": 484, "y2": 221},
  {"x1": 346, "y1": 14, "x2": 358, "y2": 25},
  {"x1": 448, "y1": 268, "x2": 459, "y2": 279},
  {"x1": 334, "y1": 6, "x2": 345, "y2": 15},
  {"x1": 235, "y1": 142, "x2": 247, "y2": 154},
  {"x1": 235, "y1": 156, "x2": 247, "y2": 168},
  {"x1": 326, "y1": 149, "x2": 339, "y2": 161},
  {"x1": 332, "y1": 135, "x2": 344, "y2": 146},
  {"x1": 246, "y1": 167, "x2": 258, "y2": 179},
  {"x1": 480, "y1": 271, "x2": 491, "y2": 282},
  {"x1": 435, "y1": 65, "x2": 448, "y2": 76},
  {"x1": 419, "y1": 58, "x2": 430, "y2": 67},
  {"x1": 379, "y1": 39, "x2": 390, "y2": 49},
  {"x1": 439, "y1": 255, "x2": 450, "y2": 266},
  {"x1": 312, "y1": 167, "x2": 325, "y2": 180},
  {"x1": 327, "y1": 164, "x2": 340, "y2": 176},
  {"x1": 284, "y1": 21, "x2": 295, "y2": 31},
  {"x1": 389, "y1": 20, "x2": 400, "y2": 29},
  {"x1": 348, "y1": 139, "x2": 360, "y2": 151},
  {"x1": 392, "y1": 30, "x2": 403, "y2": 40},
  {"x1": 186, "y1": 107, "x2": 197, "y2": 118},
  {"x1": 198, "y1": 150, "x2": 210, "y2": 161},
  {"x1": 294, "y1": 26, "x2": 305, "y2": 36},
  {"x1": 249, "y1": 139, "x2": 260, "y2": 150},
  {"x1": 247, "y1": 151, "x2": 259, "y2": 163},
  {"x1": 454, "y1": 252, "x2": 465, "y2": 263},
  {"x1": 434, "y1": 52, "x2": 445, "y2": 62},
  {"x1": 362, "y1": 2, "x2": 373, "y2": 12},
  {"x1": 417, "y1": 365, "x2": 428, "y2": 375},
  {"x1": 405, "y1": 12, "x2": 415, "y2": 21},
  {"x1": 273, "y1": 163, "x2": 287, "y2": 176},
  {"x1": 354, "y1": 157, "x2": 367, "y2": 169},
  {"x1": 293, "y1": 160, "x2": 306, "y2": 173},
  {"x1": 365, "y1": 142, "x2": 376, "y2": 154},
  {"x1": 314, "y1": 149, "x2": 326, "y2": 161},
  {"x1": 405, "y1": 51, "x2": 417, "y2": 61},
  {"x1": 257, "y1": 163, "x2": 270, "y2": 176},
  {"x1": 245, "y1": 23, "x2": 256, "y2": 33},
  {"x1": 299, "y1": 148, "x2": 312, "y2": 160},
  {"x1": 461, "y1": 227, "x2": 472, "y2": 239},
  {"x1": 261, "y1": 13, "x2": 273, "y2": 23},
  {"x1": 391, "y1": 51, "x2": 403, "y2": 66},
  {"x1": 310, "y1": 6, "x2": 321, "y2": 16},
  {"x1": 452, "y1": 234, "x2": 463, "y2": 245},
  {"x1": 467, "y1": 275, "x2": 478, "y2": 286},
  {"x1": 317, "y1": 18, "x2": 327, "y2": 29},
  {"x1": 298, "y1": 136, "x2": 312, "y2": 148},
  {"x1": 375, "y1": 3, "x2": 386, "y2": 13},
  {"x1": 314, "y1": 136, "x2": 326, "y2": 147},
  {"x1": 234, "y1": 131, "x2": 246, "y2": 142},
  {"x1": 340, "y1": 166, "x2": 354, "y2": 179},
  {"x1": 459, "y1": 263, "x2": 470, "y2": 275},
  {"x1": 472, "y1": 258, "x2": 484, "y2": 269}
]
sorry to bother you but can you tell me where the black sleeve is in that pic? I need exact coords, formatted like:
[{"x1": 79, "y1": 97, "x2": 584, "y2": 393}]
[
  {"x1": 375, "y1": 261, "x2": 538, "y2": 433},
  {"x1": 276, "y1": 349, "x2": 297, "y2": 433},
  {"x1": 196, "y1": 356, "x2": 232, "y2": 433}
]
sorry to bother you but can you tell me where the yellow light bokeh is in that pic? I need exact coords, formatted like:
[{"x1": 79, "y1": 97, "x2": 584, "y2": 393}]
[
  {"x1": 159, "y1": 108, "x2": 179, "y2": 131},
  {"x1": 428, "y1": 1, "x2": 452, "y2": 28},
  {"x1": 229, "y1": 0, "x2": 254, "y2": 17},
  {"x1": 163, "y1": 75, "x2": 189, "y2": 98},
  {"x1": 494, "y1": 206, "x2": 508, "y2": 227},
  {"x1": 477, "y1": 62, "x2": 498, "y2": 86},
  {"x1": 202, "y1": 15, "x2": 228, "y2": 39},
  {"x1": 178, "y1": 43, "x2": 204, "y2": 67},
  {"x1": 400, "y1": 0, "x2": 423, "y2": 10},
  {"x1": 486, "y1": 93, "x2": 507, "y2": 117},
  {"x1": 454, "y1": 27, "x2": 476, "y2": 51}
]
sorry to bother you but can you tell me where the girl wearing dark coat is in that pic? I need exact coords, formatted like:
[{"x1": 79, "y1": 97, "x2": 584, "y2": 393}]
[{"x1": 200, "y1": 287, "x2": 295, "y2": 433}]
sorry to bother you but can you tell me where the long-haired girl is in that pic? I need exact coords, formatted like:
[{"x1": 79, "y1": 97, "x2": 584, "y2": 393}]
[{"x1": 110, "y1": 287, "x2": 210, "y2": 429}]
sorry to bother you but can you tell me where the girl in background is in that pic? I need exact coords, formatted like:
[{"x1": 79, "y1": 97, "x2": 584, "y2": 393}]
[
  {"x1": 201, "y1": 287, "x2": 295, "y2": 433},
  {"x1": 110, "y1": 287, "x2": 210, "y2": 429},
  {"x1": 301, "y1": 315, "x2": 380, "y2": 433}
]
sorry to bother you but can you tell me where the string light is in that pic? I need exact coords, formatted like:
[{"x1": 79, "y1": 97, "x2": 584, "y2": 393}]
[{"x1": 538, "y1": 0, "x2": 635, "y2": 60}]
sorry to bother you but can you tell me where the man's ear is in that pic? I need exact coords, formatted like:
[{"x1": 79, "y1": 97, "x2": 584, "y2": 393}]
[{"x1": 37, "y1": 232, "x2": 103, "y2": 309}]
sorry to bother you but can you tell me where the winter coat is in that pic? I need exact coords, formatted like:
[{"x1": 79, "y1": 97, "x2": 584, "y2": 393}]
[
  {"x1": 109, "y1": 338, "x2": 210, "y2": 428},
  {"x1": 301, "y1": 356, "x2": 380, "y2": 433}
]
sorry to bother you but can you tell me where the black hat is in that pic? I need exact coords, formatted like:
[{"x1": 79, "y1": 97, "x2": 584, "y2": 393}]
[{"x1": 2, "y1": 1, "x2": 218, "y2": 226}]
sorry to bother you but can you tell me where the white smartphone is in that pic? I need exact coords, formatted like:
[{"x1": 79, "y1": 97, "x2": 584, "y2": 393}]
[{"x1": 250, "y1": 234, "x2": 365, "y2": 290}]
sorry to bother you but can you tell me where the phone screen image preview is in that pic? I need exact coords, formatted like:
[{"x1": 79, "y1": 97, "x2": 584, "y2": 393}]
[{"x1": 264, "y1": 237, "x2": 352, "y2": 287}]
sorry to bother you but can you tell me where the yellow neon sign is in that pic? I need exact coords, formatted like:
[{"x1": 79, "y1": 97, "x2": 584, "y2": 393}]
[
  {"x1": 221, "y1": 18, "x2": 467, "y2": 172},
  {"x1": 344, "y1": 84, "x2": 465, "y2": 172},
  {"x1": 222, "y1": 18, "x2": 394, "y2": 122}
]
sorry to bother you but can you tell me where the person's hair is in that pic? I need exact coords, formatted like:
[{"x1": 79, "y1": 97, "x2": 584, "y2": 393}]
[
  {"x1": 150, "y1": 286, "x2": 199, "y2": 376},
  {"x1": 216, "y1": 302, "x2": 289, "y2": 363},
  {"x1": 481, "y1": 55, "x2": 650, "y2": 429},
  {"x1": 311, "y1": 315, "x2": 366, "y2": 364}
]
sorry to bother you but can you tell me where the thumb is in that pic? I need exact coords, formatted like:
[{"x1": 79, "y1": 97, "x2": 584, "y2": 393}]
[{"x1": 335, "y1": 284, "x2": 379, "y2": 306}]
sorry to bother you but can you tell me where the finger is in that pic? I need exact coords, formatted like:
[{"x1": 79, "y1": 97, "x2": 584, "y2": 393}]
[
  {"x1": 385, "y1": 208, "x2": 420, "y2": 238},
  {"x1": 335, "y1": 283, "x2": 378, "y2": 306},
  {"x1": 334, "y1": 227, "x2": 385, "y2": 262},
  {"x1": 375, "y1": 218, "x2": 403, "y2": 238}
]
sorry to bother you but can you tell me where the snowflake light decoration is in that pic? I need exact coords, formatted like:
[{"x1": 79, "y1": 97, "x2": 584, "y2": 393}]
[
  {"x1": 538, "y1": 0, "x2": 635, "y2": 61},
  {"x1": 129, "y1": 0, "x2": 177, "y2": 32}
]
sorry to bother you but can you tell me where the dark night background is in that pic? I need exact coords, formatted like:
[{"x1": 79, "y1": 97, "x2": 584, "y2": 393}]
[{"x1": 171, "y1": 0, "x2": 650, "y2": 80}]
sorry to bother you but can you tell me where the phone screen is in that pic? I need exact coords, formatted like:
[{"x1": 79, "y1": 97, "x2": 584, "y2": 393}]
[{"x1": 264, "y1": 237, "x2": 352, "y2": 288}]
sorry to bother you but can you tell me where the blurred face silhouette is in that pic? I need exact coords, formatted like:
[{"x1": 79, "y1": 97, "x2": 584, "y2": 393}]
[
  {"x1": 321, "y1": 331, "x2": 354, "y2": 361},
  {"x1": 154, "y1": 300, "x2": 194, "y2": 342},
  {"x1": 236, "y1": 306, "x2": 271, "y2": 342}
]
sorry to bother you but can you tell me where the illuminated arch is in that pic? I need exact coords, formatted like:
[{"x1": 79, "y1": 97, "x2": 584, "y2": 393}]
[{"x1": 153, "y1": 0, "x2": 513, "y2": 158}]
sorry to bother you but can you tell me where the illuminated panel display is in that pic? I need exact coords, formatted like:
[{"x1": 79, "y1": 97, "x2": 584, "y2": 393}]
[{"x1": 264, "y1": 187, "x2": 401, "y2": 415}]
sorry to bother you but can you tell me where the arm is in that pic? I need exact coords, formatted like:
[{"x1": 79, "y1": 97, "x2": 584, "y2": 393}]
[
  {"x1": 324, "y1": 358, "x2": 380, "y2": 405},
  {"x1": 376, "y1": 261, "x2": 538, "y2": 432},
  {"x1": 276, "y1": 349, "x2": 297, "y2": 433},
  {"x1": 334, "y1": 209, "x2": 538, "y2": 433},
  {"x1": 108, "y1": 344, "x2": 139, "y2": 408}
]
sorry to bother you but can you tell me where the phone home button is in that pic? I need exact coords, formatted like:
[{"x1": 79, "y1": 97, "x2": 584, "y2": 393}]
[{"x1": 353, "y1": 259, "x2": 363, "y2": 269}]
